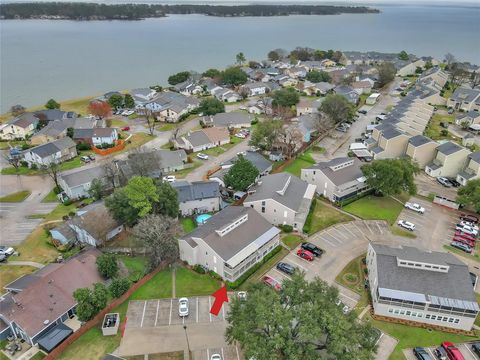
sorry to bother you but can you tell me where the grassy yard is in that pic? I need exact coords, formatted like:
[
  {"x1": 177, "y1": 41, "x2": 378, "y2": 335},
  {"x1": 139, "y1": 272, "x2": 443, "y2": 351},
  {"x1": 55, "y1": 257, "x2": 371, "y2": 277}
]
[
  {"x1": 390, "y1": 226, "x2": 417, "y2": 239},
  {"x1": 343, "y1": 195, "x2": 404, "y2": 225},
  {"x1": 0, "y1": 265, "x2": 37, "y2": 294},
  {"x1": 239, "y1": 248, "x2": 289, "y2": 290},
  {"x1": 157, "y1": 123, "x2": 176, "y2": 132},
  {"x1": 121, "y1": 133, "x2": 154, "y2": 153},
  {"x1": 171, "y1": 160, "x2": 202, "y2": 179},
  {"x1": 444, "y1": 244, "x2": 480, "y2": 263},
  {"x1": 281, "y1": 234, "x2": 303, "y2": 249},
  {"x1": 200, "y1": 146, "x2": 225, "y2": 157},
  {"x1": 283, "y1": 151, "x2": 316, "y2": 177},
  {"x1": 180, "y1": 217, "x2": 197, "y2": 233},
  {"x1": 110, "y1": 118, "x2": 128, "y2": 128},
  {"x1": 14, "y1": 226, "x2": 60, "y2": 264},
  {"x1": 303, "y1": 199, "x2": 353, "y2": 235},
  {"x1": 1, "y1": 153, "x2": 92, "y2": 175},
  {"x1": 424, "y1": 113, "x2": 457, "y2": 141},
  {"x1": 119, "y1": 255, "x2": 147, "y2": 282},
  {"x1": 41, "y1": 188, "x2": 59, "y2": 203},
  {"x1": 0, "y1": 190, "x2": 31, "y2": 202},
  {"x1": 175, "y1": 267, "x2": 221, "y2": 298},
  {"x1": 0, "y1": 140, "x2": 25, "y2": 150},
  {"x1": 222, "y1": 136, "x2": 244, "y2": 151}
]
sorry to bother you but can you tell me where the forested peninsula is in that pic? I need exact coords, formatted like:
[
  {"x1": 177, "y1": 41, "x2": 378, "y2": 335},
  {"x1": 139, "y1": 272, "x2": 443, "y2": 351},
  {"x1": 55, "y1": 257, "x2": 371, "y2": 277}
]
[{"x1": 0, "y1": 3, "x2": 380, "y2": 21}]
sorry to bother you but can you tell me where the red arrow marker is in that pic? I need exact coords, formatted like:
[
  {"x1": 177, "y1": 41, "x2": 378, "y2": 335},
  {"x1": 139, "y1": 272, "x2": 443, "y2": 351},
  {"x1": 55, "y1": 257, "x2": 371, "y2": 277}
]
[{"x1": 210, "y1": 286, "x2": 228, "y2": 316}]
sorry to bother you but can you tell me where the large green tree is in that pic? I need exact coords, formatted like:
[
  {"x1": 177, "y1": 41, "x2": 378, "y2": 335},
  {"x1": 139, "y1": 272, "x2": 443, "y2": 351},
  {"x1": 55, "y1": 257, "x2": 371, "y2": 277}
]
[
  {"x1": 457, "y1": 179, "x2": 480, "y2": 213},
  {"x1": 88, "y1": 178, "x2": 105, "y2": 200},
  {"x1": 198, "y1": 97, "x2": 225, "y2": 115},
  {"x1": 236, "y1": 52, "x2": 246, "y2": 65},
  {"x1": 105, "y1": 188, "x2": 140, "y2": 227},
  {"x1": 272, "y1": 88, "x2": 300, "y2": 108},
  {"x1": 398, "y1": 50, "x2": 409, "y2": 61},
  {"x1": 249, "y1": 119, "x2": 283, "y2": 150},
  {"x1": 45, "y1": 98, "x2": 60, "y2": 109},
  {"x1": 222, "y1": 67, "x2": 248, "y2": 86},
  {"x1": 268, "y1": 50, "x2": 280, "y2": 61},
  {"x1": 109, "y1": 278, "x2": 131, "y2": 298},
  {"x1": 124, "y1": 176, "x2": 159, "y2": 217},
  {"x1": 226, "y1": 273, "x2": 378, "y2": 360},
  {"x1": 108, "y1": 94, "x2": 124, "y2": 109},
  {"x1": 224, "y1": 156, "x2": 260, "y2": 191},
  {"x1": 155, "y1": 180, "x2": 179, "y2": 218},
  {"x1": 361, "y1": 158, "x2": 419, "y2": 196},
  {"x1": 168, "y1": 71, "x2": 190, "y2": 85},
  {"x1": 319, "y1": 94, "x2": 355, "y2": 124},
  {"x1": 133, "y1": 214, "x2": 179, "y2": 270},
  {"x1": 203, "y1": 68, "x2": 221, "y2": 78},
  {"x1": 376, "y1": 62, "x2": 396, "y2": 87},
  {"x1": 96, "y1": 254, "x2": 118, "y2": 279},
  {"x1": 124, "y1": 93, "x2": 135, "y2": 108},
  {"x1": 73, "y1": 283, "x2": 109, "y2": 321},
  {"x1": 305, "y1": 70, "x2": 331, "y2": 83}
]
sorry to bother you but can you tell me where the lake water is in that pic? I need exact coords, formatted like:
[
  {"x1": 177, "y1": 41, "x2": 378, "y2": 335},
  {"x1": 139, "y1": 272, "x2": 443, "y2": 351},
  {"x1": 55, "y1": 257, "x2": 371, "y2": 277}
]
[{"x1": 1, "y1": 4, "x2": 479, "y2": 112}]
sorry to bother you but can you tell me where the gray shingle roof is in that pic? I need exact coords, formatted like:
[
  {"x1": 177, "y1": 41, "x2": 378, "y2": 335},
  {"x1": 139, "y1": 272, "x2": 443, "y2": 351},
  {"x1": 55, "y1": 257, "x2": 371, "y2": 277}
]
[
  {"x1": 450, "y1": 87, "x2": 480, "y2": 103},
  {"x1": 59, "y1": 166, "x2": 106, "y2": 188},
  {"x1": 468, "y1": 152, "x2": 480, "y2": 163},
  {"x1": 221, "y1": 152, "x2": 272, "y2": 174},
  {"x1": 408, "y1": 135, "x2": 432, "y2": 147},
  {"x1": 246, "y1": 173, "x2": 309, "y2": 212},
  {"x1": 372, "y1": 244, "x2": 478, "y2": 308},
  {"x1": 172, "y1": 181, "x2": 220, "y2": 203},
  {"x1": 180, "y1": 206, "x2": 279, "y2": 261},
  {"x1": 305, "y1": 157, "x2": 365, "y2": 186},
  {"x1": 184, "y1": 130, "x2": 211, "y2": 148},
  {"x1": 28, "y1": 137, "x2": 76, "y2": 159},
  {"x1": 206, "y1": 112, "x2": 253, "y2": 127},
  {"x1": 436, "y1": 141, "x2": 462, "y2": 156},
  {"x1": 381, "y1": 127, "x2": 404, "y2": 140}
]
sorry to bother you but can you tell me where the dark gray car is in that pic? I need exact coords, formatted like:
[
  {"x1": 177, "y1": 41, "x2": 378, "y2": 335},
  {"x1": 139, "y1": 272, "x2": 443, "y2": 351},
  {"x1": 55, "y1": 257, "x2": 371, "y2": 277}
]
[{"x1": 276, "y1": 262, "x2": 295, "y2": 275}]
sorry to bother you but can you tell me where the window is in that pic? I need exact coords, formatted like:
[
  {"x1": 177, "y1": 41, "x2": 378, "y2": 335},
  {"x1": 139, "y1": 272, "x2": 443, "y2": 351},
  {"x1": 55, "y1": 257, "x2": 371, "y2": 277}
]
[
  {"x1": 431, "y1": 315, "x2": 436, "y2": 320},
  {"x1": 261, "y1": 201, "x2": 266, "y2": 206},
  {"x1": 425, "y1": 314, "x2": 431, "y2": 319},
  {"x1": 406, "y1": 311, "x2": 411, "y2": 316},
  {"x1": 454, "y1": 319, "x2": 459, "y2": 324},
  {"x1": 262, "y1": 207, "x2": 265, "y2": 213},
  {"x1": 388, "y1": 309, "x2": 393, "y2": 313},
  {"x1": 448, "y1": 318, "x2": 454, "y2": 323}
]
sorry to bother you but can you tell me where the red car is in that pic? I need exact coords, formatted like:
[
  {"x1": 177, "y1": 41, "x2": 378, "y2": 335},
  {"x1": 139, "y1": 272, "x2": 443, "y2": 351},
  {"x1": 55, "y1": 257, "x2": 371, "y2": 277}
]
[
  {"x1": 454, "y1": 230, "x2": 477, "y2": 242},
  {"x1": 441, "y1": 342, "x2": 465, "y2": 360},
  {"x1": 460, "y1": 214, "x2": 479, "y2": 224},
  {"x1": 452, "y1": 236, "x2": 475, "y2": 248},
  {"x1": 297, "y1": 249, "x2": 314, "y2": 261},
  {"x1": 121, "y1": 126, "x2": 130, "y2": 131},
  {"x1": 262, "y1": 276, "x2": 281, "y2": 291}
]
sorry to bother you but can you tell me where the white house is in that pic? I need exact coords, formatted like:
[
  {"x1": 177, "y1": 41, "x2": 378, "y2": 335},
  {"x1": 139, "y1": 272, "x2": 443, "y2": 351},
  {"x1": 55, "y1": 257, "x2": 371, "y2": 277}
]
[
  {"x1": 172, "y1": 180, "x2": 221, "y2": 216},
  {"x1": 24, "y1": 137, "x2": 77, "y2": 167}
]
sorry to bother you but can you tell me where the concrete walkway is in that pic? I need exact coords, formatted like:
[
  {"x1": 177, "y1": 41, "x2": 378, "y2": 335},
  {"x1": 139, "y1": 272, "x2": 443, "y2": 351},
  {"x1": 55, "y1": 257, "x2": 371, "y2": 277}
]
[
  {"x1": 358, "y1": 305, "x2": 371, "y2": 320},
  {"x1": 172, "y1": 267, "x2": 177, "y2": 299},
  {"x1": 1, "y1": 260, "x2": 44, "y2": 269}
]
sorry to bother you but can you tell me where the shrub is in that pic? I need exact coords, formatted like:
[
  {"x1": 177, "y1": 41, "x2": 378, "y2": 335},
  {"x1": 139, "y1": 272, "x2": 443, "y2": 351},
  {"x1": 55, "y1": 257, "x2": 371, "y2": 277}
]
[
  {"x1": 208, "y1": 270, "x2": 223, "y2": 281},
  {"x1": 364, "y1": 268, "x2": 369, "y2": 275},
  {"x1": 251, "y1": 118, "x2": 258, "y2": 125},
  {"x1": 76, "y1": 142, "x2": 91, "y2": 151},
  {"x1": 110, "y1": 277, "x2": 131, "y2": 298},
  {"x1": 280, "y1": 224, "x2": 293, "y2": 233},
  {"x1": 96, "y1": 254, "x2": 118, "y2": 279},
  {"x1": 226, "y1": 246, "x2": 282, "y2": 290},
  {"x1": 30, "y1": 163, "x2": 38, "y2": 170},
  {"x1": 440, "y1": 129, "x2": 449, "y2": 136},
  {"x1": 193, "y1": 264, "x2": 206, "y2": 274},
  {"x1": 20, "y1": 160, "x2": 28, "y2": 167}
]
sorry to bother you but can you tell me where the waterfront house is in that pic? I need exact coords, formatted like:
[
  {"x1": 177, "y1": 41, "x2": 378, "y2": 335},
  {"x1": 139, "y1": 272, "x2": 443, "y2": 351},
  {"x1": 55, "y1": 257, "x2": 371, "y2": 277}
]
[{"x1": 0, "y1": 113, "x2": 39, "y2": 140}]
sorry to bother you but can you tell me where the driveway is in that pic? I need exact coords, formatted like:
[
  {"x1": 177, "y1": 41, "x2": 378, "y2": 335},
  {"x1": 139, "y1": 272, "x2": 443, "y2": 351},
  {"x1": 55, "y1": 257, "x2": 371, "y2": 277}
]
[
  {"x1": 415, "y1": 172, "x2": 459, "y2": 200},
  {"x1": 0, "y1": 174, "x2": 56, "y2": 245},
  {"x1": 118, "y1": 296, "x2": 242, "y2": 359}
]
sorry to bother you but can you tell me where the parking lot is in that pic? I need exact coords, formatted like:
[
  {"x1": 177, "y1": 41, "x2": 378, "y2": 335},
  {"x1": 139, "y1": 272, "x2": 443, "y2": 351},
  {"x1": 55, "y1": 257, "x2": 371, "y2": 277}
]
[
  {"x1": 119, "y1": 297, "x2": 242, "y2": 359},
  {"x1": 403, "y1": 342, "x2": 479, "y2": 360}
]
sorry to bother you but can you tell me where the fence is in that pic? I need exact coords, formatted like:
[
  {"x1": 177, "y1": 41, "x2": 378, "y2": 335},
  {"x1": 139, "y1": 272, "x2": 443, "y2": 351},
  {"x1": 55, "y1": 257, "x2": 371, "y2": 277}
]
[
  {"x1": 433, "y1": 195, "x2": 460, "y2": 210},
  {"x1": 92, "y1": 140, "x2": 125, "y2": 156},
  {"x1": 45, "y1": 262, "x2": 167, "y2": 359}
]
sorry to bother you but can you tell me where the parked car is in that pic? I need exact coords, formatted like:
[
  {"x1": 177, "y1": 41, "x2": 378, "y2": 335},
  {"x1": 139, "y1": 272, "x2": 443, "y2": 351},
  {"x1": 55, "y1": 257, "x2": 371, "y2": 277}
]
[
  {"x1": 437, "y1": 177, "x2": 452, "y2": 188},
  {"x1": 397, "y1": 220, "x2": 416, "y2": 231},
  {"x1": 446, "y1": 178, "x2": 461, "y2": 188},
  {"x1": 121, "y1": 126, "x2": 130, "y2": 131},
  {"x1": 301, "y1": 242, "x2": 324, "y2": 257},
  {"x1": 336, "y1": 125, "x2": 347, "y2": 133},
  {"x1": 237, "y1": 151, "x2": 247, "y2": 156},
  {"x1": 0, "y1": 254, "x2": 6, "y2": 263},
  {"x1": 178, "y1": 297, "x2": 189, "y2": 317},
  {"x1": 450, "y1": 241, "x2": 472, "y2": 253},
  {"x1": 235, "y1": 133, "x2": 246, "y2": 139},
  {"x1": 472, "y1": 342, "x2": 480, "y2": 357},
  {"x1": 342, "y1": 305, "x2": 350, "y2": 314},
  {"x1": 196, "y1": 153, "x2": 209, "y2": 160},
  {"x1": 249, "y1": 146, "x2": 260, "y2": 152},
  {"x1": 469, "y1": 272, "x2": 478, "y2": 288},
  {"x1": 297, "y1": 249, "x2": 314, "y2": 261},
  {"x1": 448, "y1": 108, "x2": 454, "y2": 114},
  {"x1": 162, "y1": 175, "x2": 176, "y2": 183},
  {"x1": 262, "y1": 276, "x2": 281, "y2": 291},
  {"x1": 455, "y1": 224, "x2": 478, "y2": 236},
  {"x1": 460, "y1": 214, "x2": 479, "y2": 224},
  {"x1": 460, "y1": 221, "x2": 479, "y2": 231},
  {"x1": 404, "y1": 202, "x2": 425, "y2": 214},
  {"x1": 413, "y1": 347, "x2": 432, "y2": 360},
  {"x1": 210, "y1": 355, "x2": 222, "y2": 360},
  {"x1": 88, "y1": 154, "x2": 96, "y2": 161},
  {"x1": 0, "y1": 246, "x2": 15, "y2": 256},
  {"x1": 237, "y1": 291, "x2": 247, "y2": 301},
  {"x1": 376, "y1": 115, "x2": 386, "y2": 121},
  {"x1": 434, "y1": 346, "x2": 448, "y2": 360},
  {"x1": 454, "y1": 231, "x2": 476, "y2": 242},
  {"x1": 441, "y1": 342, "x2": 465, "y2": 360},
  {"x1": 276, "y1": 262, "x2": 295, "y2": 275},
  {"x1": 452, "y1": 236, "x2": 474, "y2": 248},
  {"x1": 358, "y1": 109, "x2": 368, "y2": 115},
  {"x1": 80, "y1": 156, "x2": 91, "y2": 163}
]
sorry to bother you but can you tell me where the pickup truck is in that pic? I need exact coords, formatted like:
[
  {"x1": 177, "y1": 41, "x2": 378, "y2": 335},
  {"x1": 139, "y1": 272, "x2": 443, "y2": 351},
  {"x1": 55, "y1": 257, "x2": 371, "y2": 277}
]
[{"x1": 404, "y1": 202, "x2": 425, "y2": 214}]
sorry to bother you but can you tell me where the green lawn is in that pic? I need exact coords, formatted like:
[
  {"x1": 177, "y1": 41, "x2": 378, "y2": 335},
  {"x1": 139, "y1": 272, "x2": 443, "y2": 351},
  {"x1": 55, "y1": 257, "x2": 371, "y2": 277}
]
[
  {"x1": 222, "y1": 136, "x2": 244, "y2": 151},
  {"x1": 239, "y1": 248, "x2": 289, "y2": 290},
  {"x1": 200, "y1": 146, "x2": 225, "y2": 157},
  {"x1": 0, "y1": 265, "x2": 37, "y2": 294},
  {"x1": 424, "y1": 113, "x2": 457, "y2": 141},
  {"x1": 157, "y1": 123, "x2": 176, "y2": 132},
  {"x1": 283, "y1": 151, "x2": 316, "y2": 177},
  {"x1": 343, "y1": 195, "x2": 404, "y2": 225},
  {"x1": 180, "y1": 217, "x2": 197, "y2": 233},
  {"x1": 119, "y1": 255, "x2": 147, "y2": 281},
  {"x1": 1, "y1": 153, "x2": 92, "y2": 175},
  {"x1": 170, "y1": 160, "x2": 202, "y2": 179},
  {"x1": 41, "y1": 188, "x2": 59, "y2": 203},
  {"x1": 0, "y1": 140, "x2": 24, "y2": 150},
  {"x1": 121, "y1": 133, "x2": 154, "y2": 153},
  {"x1": 390, "y1": 226, "x2": 417, "y2": 239},
  {"x1": 0, "y1": 190, "x2": 31, "y2": 202},
  {"x1": 110, "y1": 118, "x2": 127, "y2": 128},
  {"x1": 444, "y1": 244, "x2": 480, "y2": 263},
  {"x1": 303, "y1": 199, "x2": 353, "y2": 235},
  {"x1": 14, "y1": 226, "x2": 60, "y2": 264},
  {"x1": 29, "y1": 352, "x2": 46, "y2": 360},
  {"x1": 281, "y1": 234, "x2": 303, "y2": 249},
  {"x1": 175, "y1": 267, "x2": 221, "y2": 298}
]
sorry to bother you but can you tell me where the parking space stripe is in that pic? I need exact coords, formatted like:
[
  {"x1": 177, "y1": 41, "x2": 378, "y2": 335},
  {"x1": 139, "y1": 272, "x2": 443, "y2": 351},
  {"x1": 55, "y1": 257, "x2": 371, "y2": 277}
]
[
  {"x1": 341, "y1": 224, "x2": 356, "y2": 237},
  {"x1": 209, "y1": 297, "x2": 212, "y2": 322},
  {"x1": 222, "y1": 304, "x2": 225, "y2": 320},
  {"x1": 333, "y1": 227, "x2": 349, "y2": 240},
  {"x1": 463, "y1": 343, "x2": 476, "y2": 359},
  {"x1": 140, "y1": 301, "x2": 147, "y2": 328},
  {"x1": 327, "y1": 230, "x2": 344, "y2": 244},
  {"x1": 364, "y1": 222, "x2": 374, "y2": 234},
  {"x1": 272, "y1": 268, "x2": 292, "y2": 280},
  {"x1": 319, "y1": 236, "x2": 336, "y2": 247},
  {"x1": 235, "y1": 345, "x2": 240, "y2": 360},
  {"x1": 352, "y1": 222, "x2": 368, "y2": 239},
  {"x1": 221, "y1": 348, "x2": 225, "y2": 360},
  {"x1": 340, "y1": 292, "x2": 357, "y2": 302},
  {"x1": 196, "y1": 297, "x2": 199, "y2": 323},
  {"x1": 287, "y1": 257, "x2": 308, "y2": 272},
  {"x1": 207, "y1": 348, "x2": 210, "y2": 360},
  {"x1": 375, "y1": 222, "x2": 383, "y2": 234},
  {"x1": 169, "y1": 299, "x2": 172, "y2": 325},
  {"x1": 154, "y1": 300, "x2": 160, "y2": 327}
]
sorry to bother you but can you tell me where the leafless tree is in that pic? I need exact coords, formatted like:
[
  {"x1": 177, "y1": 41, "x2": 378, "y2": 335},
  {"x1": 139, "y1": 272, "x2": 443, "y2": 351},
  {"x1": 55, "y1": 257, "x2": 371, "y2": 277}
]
[
  {"x1": 102, "y1": 158, "x2": 120, "y2": 190},
  {"x1": 259, "y1": 95, "x2": 271, "y2": 115},
  {"x1": 128, "y1": 147, "x2": 160, "y2": 178},
  {"x1": 449, "y1": 63, "x2": 470, "y2": 91},
  {"x1": 3, "y1": 152, "x2": 22, "y2": 172},
  {"x1": 470, "y1": 71, "x2": 480, "y2": 89},
  {"x1": 444, "y1": 53, "x2": 456, "y2": 67},
  {"x1": 41, "y1": 161, "x2": 61, "y2": 190},
  {"x1": 132, "y1": 214, "x2": 179, "y2": 270},
  {"x1": 275, "y1": 126, "x2": 303, "y2": 159},
  {"x1": 239, "y1": 87, "x2": 249, "y2": 100},
  {"x1": 144, "y1": 108, "x2": 156, "y2": 136}
]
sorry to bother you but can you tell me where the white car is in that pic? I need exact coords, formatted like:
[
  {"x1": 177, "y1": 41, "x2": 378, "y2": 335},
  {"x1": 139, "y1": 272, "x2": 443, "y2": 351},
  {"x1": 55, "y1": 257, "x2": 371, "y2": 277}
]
[
  {"x1": 456, "y1": 224, "x2": 478, "y2": 236},
  {"x1": 196, "y1": 153, "x2": 209, "y2": 160},
  {"x1": 397, "y1": 220, "x2": 416, "y2": 231},
  {"x1": 235, "y1": 133, "x2": 246, "y2": 139},
  {"x1": 237, "y1": 151, "x2": 246, "y2": 156},
  {"x1": 0, "y1": 246, "x2": 14, "y2": 256},
  {"x1": 178, "y1": 297, "x2": 189, "y2": 317},
  {"x1": 404, "y1": 202, "x2": 425, "y2": 214},
  {"x1": 162, "y1": 175, "x2": 176, "y2": 183},
  {"x1": 122, "y1": 110, "x2": 134, "y2": 116},
  {"x1": 342, "y1": 305, "x2": 350, "y2": 314},
  {"x1": 249, "y1": 146, "x2": 260, "y2": 152},
  {"x1": 460, "y1": 221, "x2": 479, "y2": 231},
  {"x1": 237, "y1": 291, "x2": 247, "y2": 300},
  {"x1": 210, "y1": 355, "x2": 222, "y2": 360}
]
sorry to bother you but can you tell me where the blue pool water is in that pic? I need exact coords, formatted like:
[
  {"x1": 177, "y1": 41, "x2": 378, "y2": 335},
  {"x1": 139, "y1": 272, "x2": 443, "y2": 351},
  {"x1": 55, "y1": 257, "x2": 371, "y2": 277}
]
[{"x1": 196, "y1": 214, "x2": 212, "y2": 225}]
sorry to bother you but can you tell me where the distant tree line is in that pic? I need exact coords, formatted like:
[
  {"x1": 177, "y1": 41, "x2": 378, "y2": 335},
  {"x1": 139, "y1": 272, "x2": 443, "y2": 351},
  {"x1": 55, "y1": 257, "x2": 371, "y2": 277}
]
[{"x1": 0, "y1": 3, "x2": 379, "y2": 20}]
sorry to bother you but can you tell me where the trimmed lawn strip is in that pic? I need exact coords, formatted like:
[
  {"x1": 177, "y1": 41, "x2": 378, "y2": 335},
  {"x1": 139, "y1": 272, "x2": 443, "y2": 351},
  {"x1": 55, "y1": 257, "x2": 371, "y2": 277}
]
[
  {"x1": 443, "y1": 244, "x2": 480, "y2": 263},
  {"x1": 424, "y1": 113, "x2": 457, "y2": 142},
  {"x1": 304, "y1": 199, "x2": 353, "y2": 235},
  {"x1": 170, "y1": 160, "x2": 202, "y2": 179},
  {"x1": 180, "y1": 217, "x2": 197, "y2": 233},
  {"x1": 200, "y1": 147, "x2": 225, "y2": 157},
  {"x1": 239, "y1": 247, "x2": 289, "y2": 290},
  {"x1": 0, "y1": 190, "x2": 31, "y2": 202},
  {"x1": 281, "y1": 234, "x2": 303, "y2": 249},
  {"x1": 343, "y1": 195, "x2": 404, "y2": 225},
  {"x1": 0, "y1": 265, "x2": 37, "y2": 295},
  {"x1": 175, "y1": 267, "x2": 221, "y2": 298},
  {"x1": 14, "y1": 227, "x2": 59, "y2": 264},
  {"x1": 119, "y1": 255, "x2": 147, "y2": 281},
  {"x1": 283, "y1": 151, "x2": 315, "y2": 177},
  {"x1": 41, "y1": 189, "x2": 59, "y2": 203},
  {"x1": 121, "y1": 133, "x2": 154, "y2": 153},
  {"x1": 110, "y1": 118, "x2": 127, "y2": 128},
  {"x1": 391, "y1": 226, "x2": 417, "y2": 239}
]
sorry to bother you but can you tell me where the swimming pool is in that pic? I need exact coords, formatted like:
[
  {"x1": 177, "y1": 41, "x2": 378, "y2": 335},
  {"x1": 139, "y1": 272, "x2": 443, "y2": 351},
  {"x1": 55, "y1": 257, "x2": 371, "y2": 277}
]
[{"x1": 196, "y1": 214, "x2": 212, "y2": 225}]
